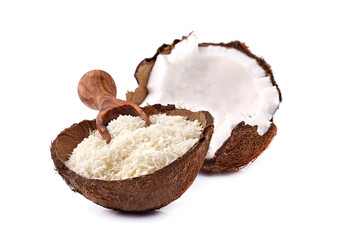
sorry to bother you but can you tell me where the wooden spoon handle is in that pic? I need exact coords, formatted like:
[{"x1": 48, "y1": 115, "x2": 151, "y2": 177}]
[
  {"x1": 78, "y1": 69, "x2": 152, "y2": 143},
  {"x1": 78, "y1": 70, "x2": 118, "y2": 111}
]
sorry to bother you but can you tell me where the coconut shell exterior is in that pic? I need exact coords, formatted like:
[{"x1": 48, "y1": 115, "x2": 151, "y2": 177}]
[
  {"x1": 126, "y1": 36, "x2": 282, "y2": 173},
  {"x1": 51, "y1": 104, "x2": 214, "y2": 212}
]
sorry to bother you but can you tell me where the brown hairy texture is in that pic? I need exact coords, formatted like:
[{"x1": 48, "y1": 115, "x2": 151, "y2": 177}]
[
  {"x1": 126, "y1": 35, "x2": 282, "y2": 173},
  {"x1": 51, "y1": 104, "x2": 214, "y2": 212},
  {"x1": 203, "y1": 122, "x2": 277, "y2": 172}
]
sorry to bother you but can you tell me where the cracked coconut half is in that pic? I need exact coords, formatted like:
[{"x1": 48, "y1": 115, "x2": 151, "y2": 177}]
[
  {"x1": 51, "y1": 104, "x2": 214, "y2": 212},
  {"x1": 127, "y1": 33, "x2": 281, "y2": 172}
]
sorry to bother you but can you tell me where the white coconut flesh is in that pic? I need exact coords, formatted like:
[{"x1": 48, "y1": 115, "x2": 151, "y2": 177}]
[{"x1": 142, "y1": 34, "x2": 280, "y2": 158}]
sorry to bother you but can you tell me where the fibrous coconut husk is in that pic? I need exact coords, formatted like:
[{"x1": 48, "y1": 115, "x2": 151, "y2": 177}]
[
  {"x1": 51, "y1": 104, "x2": 214, "y2": 212},
  {"x1": 126, "y1": 36, "x2": 282, "y2": 173}
]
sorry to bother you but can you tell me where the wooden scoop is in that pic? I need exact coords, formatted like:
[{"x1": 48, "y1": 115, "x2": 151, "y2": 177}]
[{"x1": 78, "y1": 70, "x2": 152, "y2": 143}]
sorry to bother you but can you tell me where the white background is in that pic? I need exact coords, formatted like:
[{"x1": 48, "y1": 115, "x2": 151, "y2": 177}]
[{"x1": 1, "y1": 0, "x2": 337, "y2": 239}]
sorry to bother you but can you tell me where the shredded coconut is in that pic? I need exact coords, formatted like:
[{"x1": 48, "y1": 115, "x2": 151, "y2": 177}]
[{"x1": 66, "y1": 114, "x2": 202, "y2": 181}]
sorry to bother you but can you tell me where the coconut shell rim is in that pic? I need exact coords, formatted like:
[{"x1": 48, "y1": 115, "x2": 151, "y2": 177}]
[{"x1": 52, "y1": 104, "x2": 213, "y2": 182}]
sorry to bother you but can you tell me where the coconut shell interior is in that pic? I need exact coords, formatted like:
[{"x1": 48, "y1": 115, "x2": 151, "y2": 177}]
[
  {"x1": 51, "y1": 104, "x2": 214, "y2": 212},
  {"x1": 126, "y1": 37, "x2": 281, "y2": 173}
]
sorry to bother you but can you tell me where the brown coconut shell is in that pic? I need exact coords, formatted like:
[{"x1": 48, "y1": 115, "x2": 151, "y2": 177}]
[
  {"x1": 51, "y1": 104, "x2": 214, "y2": 212},
  {"x1": 126, "y1": 36, "x2": 282, "y2": 173}
]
